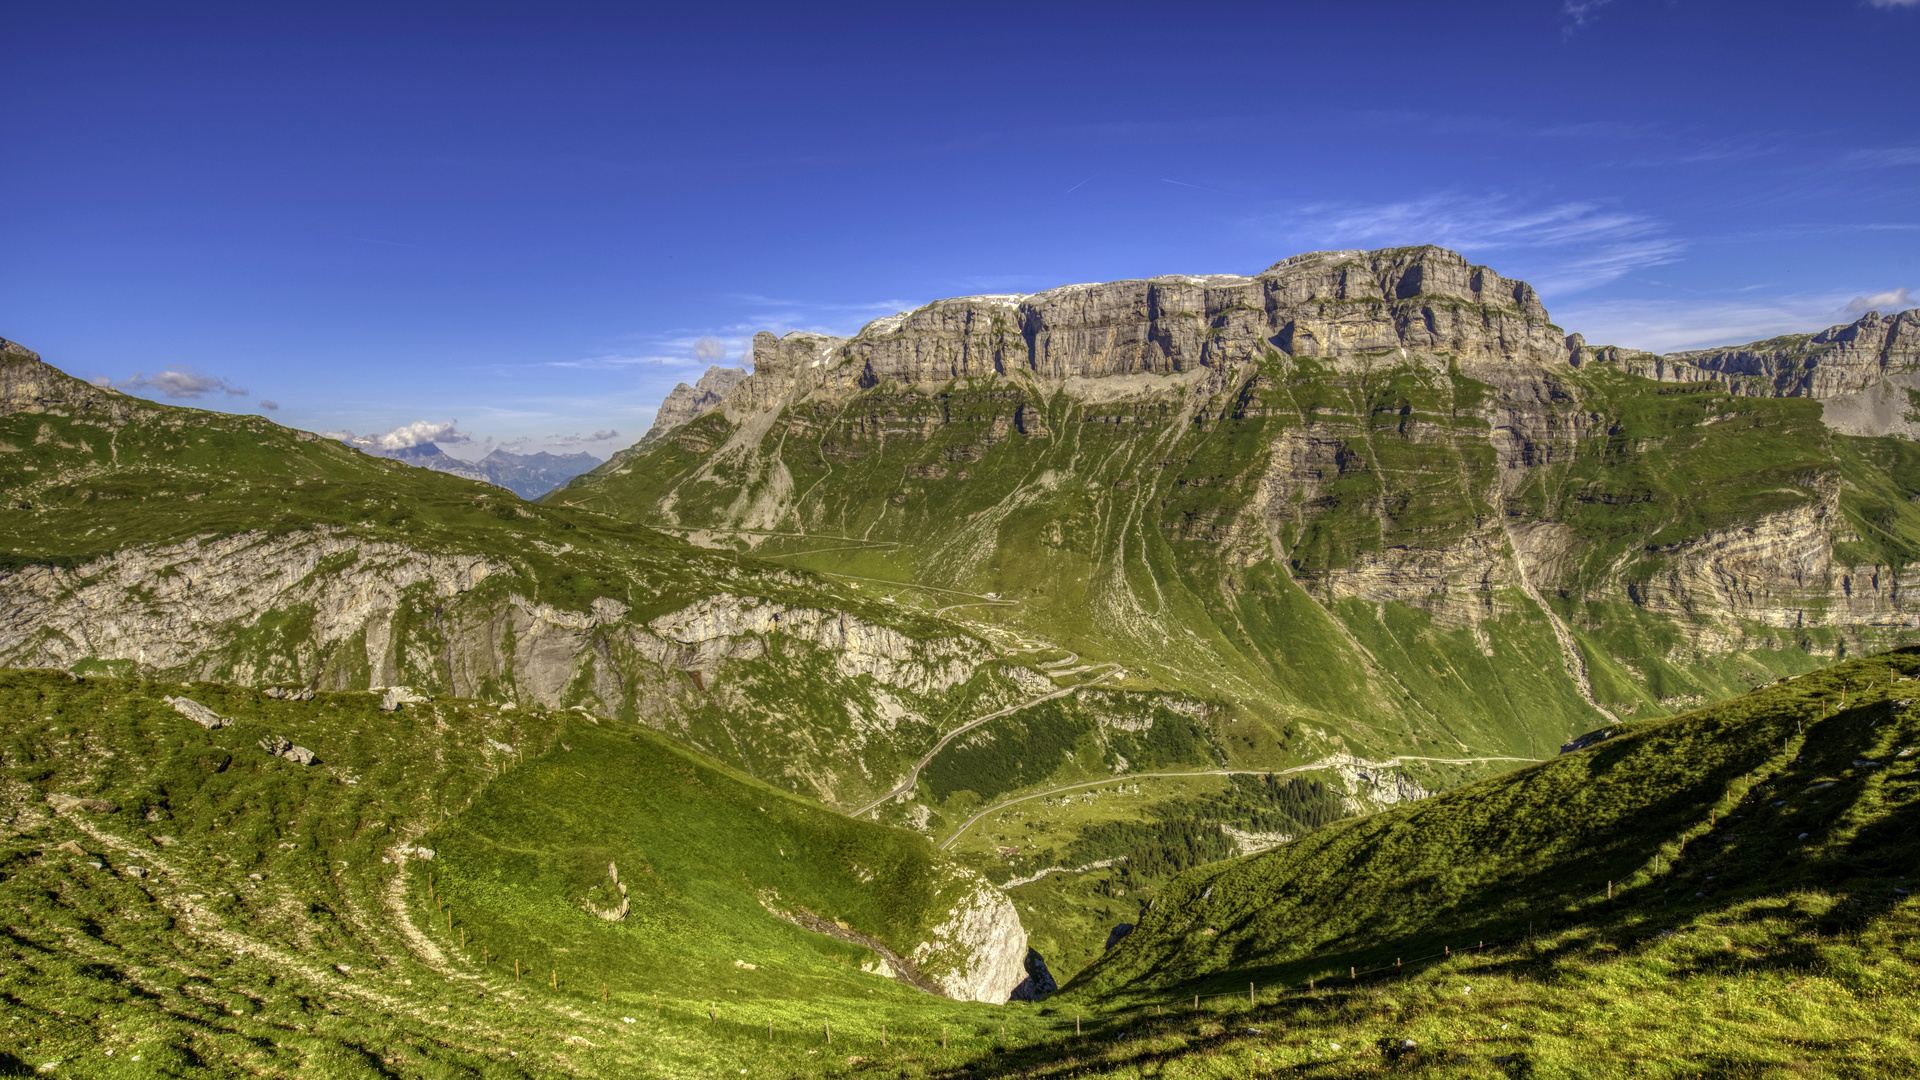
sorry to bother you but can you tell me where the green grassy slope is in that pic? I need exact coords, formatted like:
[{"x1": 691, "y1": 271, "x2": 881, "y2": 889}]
[
  {"x1": 559, "y1": 357, "x2": 1900, "y2": 764},
  {"x1": 1074, "y1": 648, "x2": 1919, "y2": 1000},
  {"x1": 952, "y1": 650, "x2": 1920, "y2": 1076},
  {"x1": 0, "y1": 669, "x2": 1060, "y2": 1078}
]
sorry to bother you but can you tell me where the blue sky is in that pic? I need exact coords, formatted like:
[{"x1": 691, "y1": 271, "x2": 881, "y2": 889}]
[{"x1": 3, "y1": 1, "x2": 1917, "y2": 458}]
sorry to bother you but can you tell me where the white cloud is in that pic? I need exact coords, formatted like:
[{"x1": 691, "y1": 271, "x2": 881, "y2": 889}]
[
  {"x1": 542, "y1": 429, "x2": 623, "y2": 447},
  {"x1": 258, "y1": 399, "x2": 280, "y2": 411},
  {"x1": 1555, "y1": 291, "x2": 1870, "y2": 353},
  {"x1": 1256, "y1": 192, "x2": 1683, "y2": 294},
  {"x1": 326, "y1": 419, "x2": 471, "y2": 451},
  {"x1": 1866, "y1": 0, "x2": 1918, "y2": 8},
  {"x1": 1846, "y1": 287, "x2": 1916, "y2": 313},
  {"x1": 1563, "y1": 0, "x2": 1613, "y2": 35},
  {"x1": 113, "y1": 366, "x2": 248, "y2": 399}
]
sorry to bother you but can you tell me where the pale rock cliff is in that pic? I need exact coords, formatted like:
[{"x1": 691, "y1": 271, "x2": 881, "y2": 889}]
[
  {"x1": 646, "y1": 366, "x2": 750, "y2": 440},
  {"x1": 908, "y1": 866, "x2": 1029, "y2": 1003}
]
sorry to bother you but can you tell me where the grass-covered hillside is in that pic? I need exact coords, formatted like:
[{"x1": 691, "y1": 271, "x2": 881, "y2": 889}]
[
  {"x1": 0, "y1": 669, "x2": 1066, "y2": 1078},
  {"x1": 556, "y1": 344, "x2": 1912, "y2": 769},
  {"x1": 7, "y1": 650, "x2": 1917, "y2": 1077},
  {"x1": 1012, "y1": 649, "x2": 1920, "y2": 1077}
]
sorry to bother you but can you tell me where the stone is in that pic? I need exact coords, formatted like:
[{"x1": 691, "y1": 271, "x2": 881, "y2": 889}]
[
  {"x1": 263, "y1": 687, "x2": 316, "y2": 701},
  {"x1": 47, "y1": 794, "x2": 119, "y2": 814},
  {"x1": 257, "y1": 735, "x2": 317, "y2": 765},
  {"x1": 163, "y1": 695, "x2": 228, "y2": 729},
  {"x1": 378, "y1": 686, "x2": 431, "y2": 712}
]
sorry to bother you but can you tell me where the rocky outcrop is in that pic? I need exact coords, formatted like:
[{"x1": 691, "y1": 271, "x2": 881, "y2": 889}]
[
  {"x1": 908, "y1": 866, "x2": 1029, "y2": 1003},
  {"x1": 1590, "y1": 308, "x2": 1920, "y2": 437},
  {"x1": 637, "y1": 592, "x2": 986, "y2": 693},
  {"x1": 163, "y1": 695, "x2": 228, "y2": 729},
  {"x1": 258, "y1": 735, "x2": 316, "y2": 765},
  {"x1": 583, "y1": 861, "x2": 630, "y2": 922},
  {"x1": 0, "y1": 529, "x2": 502, "y2": 680},
  {"x1": 1, "y1": 338, "x2": 149, "y2": 423},
  {"x1": 696, "y1": 247, "x2": 1568, "y2": 416},
  {"x1": 646, "y1": 366, "x2": 750, "y2": 439},
  {"x1": 47, "y1": 794, "x2": 119, "y2": 814}
]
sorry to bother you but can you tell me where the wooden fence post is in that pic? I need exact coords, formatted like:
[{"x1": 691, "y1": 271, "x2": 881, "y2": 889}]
[
  {"x1": 825, "y1": 1020, "x2": 831, "y2": 1045},
  {"x1": 515, "y1": 959, "x2": 520, "y2": 982},
  {"x1": 1249, "y1": 982, "x2": 1255, "y2": 1005},
  {"x1": 1350, "y1": 966, "x2": 1356, "y2": 981},
  {"x1": 551, "y1": 970, "x2": 557, "y2": 991}
]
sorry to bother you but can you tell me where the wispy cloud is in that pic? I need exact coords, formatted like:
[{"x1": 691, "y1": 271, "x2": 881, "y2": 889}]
[
  {"x1": 1842, "y1": 146, "x2": 1920, "y2": 168},
  {"x1": 1555, "y1": 290, "x2": 1884, "y2": 353},
  {"x1": 1253, "y1": 192, "x2": 1683, "y2": 293},
  {"x1": 1866, "y1": 0, "x2": 1918, "y2": 9},
  {"x1": 105, "y1": 366, "x2": 249, "y2": 399},
  {"x1": 258, "y1": 399, "x2": 280, "y2": 411},
  {"x1": 499, "y1": 429, "x2": 623, "y2": 450},
  {"x1": 1563, "y1": 0, "x2": 1613, "y2": 37}
]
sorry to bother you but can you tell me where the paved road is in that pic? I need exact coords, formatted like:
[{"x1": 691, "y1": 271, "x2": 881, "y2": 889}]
[
  {"x1": 851, "y1": 666, "x2": 1120, "y2": 817},
  {"x1": 937, "y1": 754, "x2": 1543, "y2": 851}
]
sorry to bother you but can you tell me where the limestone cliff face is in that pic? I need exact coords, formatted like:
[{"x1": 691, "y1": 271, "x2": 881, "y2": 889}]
[
  {"x1": 908, "y1": 866, "x2": 1028, "y2": 1003},
  {"x1": 0, "y1": 523, "x2": 998, "y2": 810},
  {"x1": 676, "y1": 246, "x2": 1567, "y2": 417},
  {"x1": 644, "y1": 365, "x2": 750, "y2": 442},
  {"x1": 1657, "y1": 309, "x2": 1920, "y2": 399}
]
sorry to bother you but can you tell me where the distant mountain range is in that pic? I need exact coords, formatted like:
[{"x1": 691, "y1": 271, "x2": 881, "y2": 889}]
[{"x1": 372, "y1": 443, "x2": 602, "y2": 499}]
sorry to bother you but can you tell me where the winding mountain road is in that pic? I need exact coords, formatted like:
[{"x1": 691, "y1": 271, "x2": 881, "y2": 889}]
[
  {"x1": 937, "y1": 754, "x2": 1543, "y2": 851},
  {"x1": 852, "y1": 665, "x2": 1121, "y2": 817}
]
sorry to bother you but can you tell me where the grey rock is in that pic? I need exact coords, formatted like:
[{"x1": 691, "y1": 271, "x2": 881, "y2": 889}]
[
  {"x1": 263, "y1": 686, "x2": 316, "y2": 701},
  {"x1": 646, "y1": 366, "x2": 750, "y2": 440},
  {"x1": 378, "y1": 686, "x2": 431, "y2": 712},
  {"x1": 47, "y1": 794, "x2": 119, "y2": 814},
  {"x1": 163, "y1": 695, "x2": 228, "y2": 729},
  {"x1": 258, "y1": 735, "x2": 317, "y2": 765}
]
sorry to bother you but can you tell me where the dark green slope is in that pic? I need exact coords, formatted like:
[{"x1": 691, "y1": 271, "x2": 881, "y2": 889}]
[{"x1": 1073, "y1": 648, "x2": 1920, "y2": 1002}]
